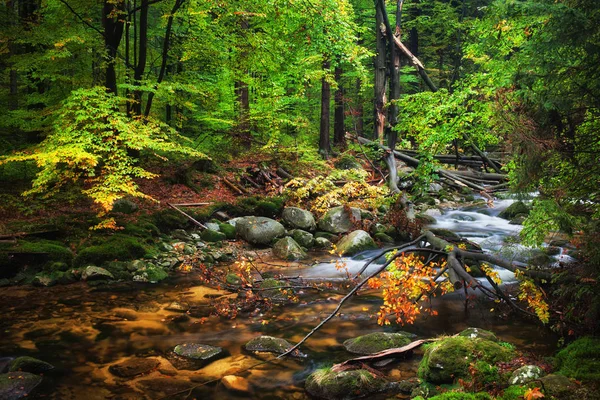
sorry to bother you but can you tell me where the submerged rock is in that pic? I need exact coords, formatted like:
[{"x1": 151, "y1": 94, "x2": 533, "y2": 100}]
[
  {"x1": 109, "y1": 357, "x2": 159, "y2": 378},
  {"x1": 317, "y1": 207, "x2": 361, "y2": 234},
  {"x1": 0, "y1": 372, "x2": 42, "y2": 400},
  {"x1": 335, "y1": 230, "x2": 377, "y2": 256},
  {"x1": 272, "y1": 237, "x2": 307, "y2": 261},
  {"x1": 174, "y1": 343, "x2": 223, "y2": 360},
  {"x1": 282, "y1": 207, "x2": 316, "y2": 231},
  {"x1": 8, "y1": 357, "x2": 54, "y2": 374},
  {"x1": 221, "y1": 375, "x2": 250, "y2": 393},
  {"x1": 305, "y1": 368, "x2": 389, "y2": 400},
  {"x1": 235, "y1": 217, "x2": 286, "y2": 245},
  {"x1": 245, "y1": 335, "x2": 306, "y2": 357},
  {"x1": 509, "y1": 365, "x2": 544, "y2": 385},
  {"x1": 343, "y1": 332, "x2": 414, "y2": 355},
  {"x1": 136, "y1": 378, "x2": 195, "y2": 397},
  {"x1": 418, "y1": 335, "x2": 515, "y2": 384}
]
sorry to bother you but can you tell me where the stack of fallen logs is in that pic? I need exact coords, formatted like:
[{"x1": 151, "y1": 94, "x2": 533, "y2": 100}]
[{"x1": 221, "y1": 166, "x2": 293, "y2": 196}]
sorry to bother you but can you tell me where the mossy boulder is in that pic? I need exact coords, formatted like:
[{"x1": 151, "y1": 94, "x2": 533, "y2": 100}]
[
  {"x1": 17, "y1": 240, "x2": 74, "y2": 265},
  {"x1": 32, "y1": 273, "x2": 58, "y2": 287},
  {"x1": 111, "y1": 198, "x2": 138, "y2": 214},
  {"x1": 272, "y1": 237, "x2": 307, "y2": 261},
  {"x1": 314, "y1": 237, "x2": 333, "y2": 249},
  {"x1": 318, "y1": 206, "x2": 361, "y2": 234},
  {"x1": 426, "y1": 392, "x2": 493, "y2": 400},
  {"x1": 428, "y1": 228, "x2": 462, "y2": 241},
  {"x1": 245, "y1": 335, "x2": 306, "y2": 357},
  {"x1": 509, "y1": 365, "x2": 544, "y2": 385},
  {"x1": 335, "y1": 230, "x2": 377, "y2": 256},
  {"x1": 235, "y1": 216, "x2": 286, "y2": 245},
  {"x1": 555, "y1": 337, "x2": 600, "y2": 381},
  {"x1": 291, "y1": 229, "x2": 314, "y2": 248},
  {"x1": 152, "y1": 209, "x2": 189, "y2": 232},
  {"x1": 282, "y1": 207, "x2": 316, "y2": 231},
  {"x1": 457, "y1": 327, "x2": 498, "y2": 342},
  {"x1": 418, "y1": 336, "x2": 515, "y2": 384},
  {"x1": 537, "y1": 374, "x2": 577, "y2": 398},
  {"x1": 0, "y1": 372, "x2": 42, "y2": 399},
  {"x1": 170, "y1": 343, "x2": 226, "y2": 370},
  {"x1": 334, "y1": 154, "x2": 363, "y2": 170},
  {"x1": 374, "y1": 232, "x2": 395, "y2": 244},
  {"x1": 343, "y1": 332, "x2": 414, "y2": 355},
  {"x1": 9, "y1": 357, "x2": 54, "y2": 374},
  {"x1": 498, "y1": 201, "x2": 529, "y2": 220},
  {"x1": 74, "y1": 235, "x2": 148, "y2": 267},
  {"x1": 217, "y1": 222, "x2": 237, "y2": 239},
  {"x1": 201, "y1": 229, "x2": 227, "y2": 242},
  {"x1": 256, "y1": 278, "x2": 292, "y2": 302},
  {"x1": 132, "y1": 265, "x2": 168, "y2": 283},
  {"x1": 305, "y1": 368, "x2": 388, "y2": 400}
]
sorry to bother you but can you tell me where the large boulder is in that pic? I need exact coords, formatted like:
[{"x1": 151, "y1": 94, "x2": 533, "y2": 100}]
[
  {"x1": 457, "y1": 327, "x2": 498, "y2": 342},
  {"x1": 343, "y1": 332, "x2": 415, "y2": 355},
  {"x1": 335, "y1": 230, "x2": 377, "y2": 256},
  {"x1": 318, "y1": 207, "x2": 361, "y2": 234},
  {"x1": 418, "y1": 336, "x2": 515, "y2": 384},
  {"x1": 305, "y1": 368, "x2": 389, "y2": 400},
  {"x1": 235, "y1": 217, "x2": 286, "y2": 245},
  {"x1": 290, "y1": 229, "x2": 314, "y2": 248},
  {"x1": 282, "y1": 207, "x2": 316, "y2": 231},
  {"x1": 245, "y1": 336, "x2": 306, "y2": 358},
  {"x1": 272, "y1": 237, "x2": 307, "y2": 261},
  {"x1": 498, "y1": 201, "x2": 529, "y2": 220},
  {"x1": 0, "y1": 372, "x2": 42, "y2": 400}
]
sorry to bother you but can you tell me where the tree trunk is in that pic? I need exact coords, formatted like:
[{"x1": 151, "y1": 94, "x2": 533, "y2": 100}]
[
  {"x1": 333, "y1": 65, "x2": 345, "y2": 148},
  {"x1": 319, "y1": 59, "x2": 331, "y2": 158},
  {"x1": 374, "y1": 4, "x2": 386, "y2": 142},
  {"x1": 355, "y1": 77, "x2": 363, "y2": 136},
  {"x1": 103, "y1": 0, "x2": 126, "y2": 94},
  {"x1": 132, "y1": 0, "x2": 148, "y2": 114}
]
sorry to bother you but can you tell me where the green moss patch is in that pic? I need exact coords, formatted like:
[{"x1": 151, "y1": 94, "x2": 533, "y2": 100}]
[
  {"x1": 343, "y1": 332, "x2": 413, "y2": 355},
  {"x1": 556, "y1": 337, "x2": 600, "y2": 381},
  {"x1": 305, "y1": 368, "x2": 388, "y2": 400},
  {"x1": 15, "y1": 240, "x2": 74, "y2": 265},
  {"x1": 74, "y1": 235, "x2": 149, "y2": 267}
]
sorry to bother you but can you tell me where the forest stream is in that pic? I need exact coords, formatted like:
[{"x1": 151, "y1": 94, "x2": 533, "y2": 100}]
[{"x1": 0, "y1": 200, "x2": 560, "y2": 400}]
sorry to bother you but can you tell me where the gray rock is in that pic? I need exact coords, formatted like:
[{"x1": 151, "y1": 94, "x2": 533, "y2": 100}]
[
  {"x1": 538, "y1": 374, "x2": 576, "y2": 399},
  {"x1": 509, "y1": 365, "x2": 545, "y2": 385},
  {"x1": 225, "y1": 217, "x2": 244, "y2": 228},
  {"x1": 109, "y1": 357, "x2": 160, "y2": 378},
  {"x1": 291, "y1": 229, "x2": 314, "y2": 248},
  {"x1": 158, "y1": 242, "x2": 174, "y2": 252},
  {"x1": 343, "y1": 332, "x2": 414, "y2": 355},
  {"x1": 0, "y1": 372, "x2": 42, "y2": 400},
  {"x1": 374, "y1": 232, "x2": 395, "y2": 244},
  {"x1": 174, "y1": 343, "x2": 223, "y2": 360},
  {"x1": 335, "y1": 230, "x2": 377, "y2": 256},
  {"x1": 317, "y1": 206, "x2": 361, "y2": 234},
  {"x1": 8, "y1": 357, "x2": 54, "y2": 374},
  {"x1": 204, "y1": 222, "x2": 220, "y2": 231},
  {"x1": 314, "y1": 237, "x2": 332, "y2": 249},
  {"x1": 282, "y1": 207, "x2": 316, "y2": 231},
  {"x1": 128, "y1": 260, "x2": 147, "y2": 272},
  {"x1": 82, "y1": 266, "x2": 114, "y2": 281},
  {"x1": 235, "y1": 217, "x2": 286, "y2": 245},
  {"x1": 272, "y1": 237, "x2": 307, "y2": 261},
  {"x1": 245, "y1": 336, "x2": 305, "y2": 357}
]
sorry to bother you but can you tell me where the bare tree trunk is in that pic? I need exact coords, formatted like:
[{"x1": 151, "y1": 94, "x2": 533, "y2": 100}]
[
  {"x1": 333, "y1": 65, "x2": 346, "y2": 148},
  {"x1": 374, "y1": 4, "x2": 387, "y2": 143},
  {"x1": 319, "y1": 59, "x2": 331, "y2": 158},
  {"x1": 132, "y1": 0, "x2": 148, "y2": 114},
  {"x1": 355, "y1": 77, "x2": 363, "y2": 136},
  {"x1": 103, "y1": 0, "x2": 125, "y2": 94}
]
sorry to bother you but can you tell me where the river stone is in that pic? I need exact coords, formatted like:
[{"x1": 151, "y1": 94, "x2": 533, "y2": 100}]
[
  {"x1": 132, "y1": 265, "x2": 168, "y2": 283},
  {"x1": 174, "y1": 343, "x2": 223, "y2": 360},
  {"x1": 343, "y1": 332, "x2": 414, "y2": 355},
  {"x1": 82, "y1": 266, "x2": 114, "y2": 281},
  {"x1": 235, "y1": 217, "x2": 286, "y2": 245},
  {"x1": 509, "y1": 365, "x2": 544, "y2": 385},
  {"x1": 109, "y1": 357, "x2": 160, "y2": 378},
  {"x1": 305, "y1": 368, "x2": 388, "y2": 400},
  {"x1": 335, "y1": 230, "x2": 377, "y2": 256},
  {"x1": 318, "y1": 206, "x2": 361, "y2": 234},
  {"x1": 290, "y1": 229, "x2": 314, "y2": 248},
  {"x1": 458, "y1": 327, "x2": 498, "y2": 342},
  {"x1": 498, "y1": 201, "x2": 529, "y2": 220},
  {"x1": 32, "y1": 274, "x2": 57, "y2": 287},
  {"x1": 245, "y1": 336, "x2": 306, "y2": 358},
  {"x1": 374, "y1": 232, "x2": 395, "y2": 244},
  {"x1": 282, "y1": 207, "x2": 316, "y2": 231},
  {"x1": 8, "y1": 357, "x2": 54, "y2": 374},
  {"x1": 201, "y1": 228, "x2": 227, "y2": 242},
  {"x1": 136, "y1": 378, "x2": 194, "y2": 397},
  {"x1": 217, "y1": 222, "x2": 237, "y2": 239},
  {"x1": 418, "y1": 336, "x2": 515, "y2": 384},
  {"x1": 204, "y1": 222, "x2": 220, "y2": 231},
  {"x1": 314, "y1": 237, "x2": 332, "y2": 249},
  {"x1": 221, "y1": 375, "x2": 250, "y2": 393},
  {"x1": 272, "y1": 237, "x2": 307, "y2": 261},
  {"x1": 164, "y1": 301, "x2": 189, "y2": 312},
  {"x1": 0, "y1": 372, "x2": 42, "y2": 399},
  {"x1": 538, "y1": 374, "x2": 576, "y2": 398}
]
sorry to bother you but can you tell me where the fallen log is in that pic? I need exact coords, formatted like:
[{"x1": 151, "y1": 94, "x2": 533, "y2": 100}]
[
  {"x1": 167, "y1": 202, "x2": 208, "y2": 230},
  {"x1": 221, "y1": 177, "x2": 246, "y2": 195}
]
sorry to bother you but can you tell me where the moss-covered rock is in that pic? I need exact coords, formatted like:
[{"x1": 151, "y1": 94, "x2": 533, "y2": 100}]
[
  {"x1": 555, "y1": 337, "x2": 600, "y2": 381},
  {"x1": 428, "y1": 229, "x2": 462, "y2": 241},
  {"x1": 498, "y1": 201, "x2": 529, "y2": 220},
  {"x1": 152, "y1": 209, "x2": 189, "y2": 232},
  {"x1": 318, "y1": 206, "x2": 361, "y2": 234},
  {"x1": 509, "y1": 365, "x2": 544, "y2": 385},
  {"x1": 132, "y1": 265, "x2": 168, "y2": 283},
  {"x1": 374, "y1": 232, "x2": 395, "y2": 244},
  {"x1": 457, "y1": 327, "x2": 498, "y2": 342},
  {"x1": 0, "y1": 372, "x2": 42, "y2": 399},
  {"x1": 501, "y1": 385, "x2": 527, "y2": 400},
  {"x1": 31, "y1": 273, "x2": 58, "y2": 287},
  {"x1": 235, "y1": 216, "x2": 286, "y2": 245},
  {"x1": 111, "y1": 198, "x2": 138, "y2": 214},
  {"x1": 418, "y1": 336, "x2": 515, "y2": 384},
  {"x1": 427, "y1": 392, "x2": 493, "y2": 400},
  {"x1": 217, "y1": 222, "x2": 237, "y2": 239},
  {"x1": 74, "y1": 235, "x2": 148, "y2": 267},
  {"x1": 82, "y1": 266, "x2": 114, "y2": 281},
  {"x1": 537, "y1": 374, "x2": 577, "y2": 398},
  {"x1": 201, "y1": 229, "x2": 227, "y2": 242},
  {"x1": 305, "y1": 368, "x2": 388, "y2": 400},
  {"x1": 343, "y1": 332, "x2": 414, "y2": 355},
  {"x1": 245, "y1": 335, "x2": 305, "y2": 357},
  {"x1": 272, "y1": 237, "x2": 307, "y2": 261},
  {"x1": 335, "y1": 230, "x2": 377, "y2": 256},
  {"x1": 314, "y1": 237, "x2": 333, "y2": 249},
  {"x1": 282, "y1": 207, "x2": 316, "y2": 231},
  {"x1": 17, "y1": 240, "x2": 74, "y2": 265},
  {"x1": 290, "y1": 229, "x2": 314, "y2": 248},
  {"x1": 9, "y1": 357, "x2": 54, "y2": 374}
]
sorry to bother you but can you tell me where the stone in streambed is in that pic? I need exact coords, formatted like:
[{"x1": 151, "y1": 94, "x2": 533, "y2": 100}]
[
  {"x1": 82, "y1": 266, "x2": 114, "y2": 281},
  {"x1": 509, "y1": 365, "x2": 544, "y2": 385},
  {"x1": 343, "y1": 332, "x2": 415, "y2": 355},
  {"x1": 221, "y1": 375, "x2": 250, "y2": 393},
  {"x1": 290, "y1": 229, "x2": 314, "y2": 248},
  {"x1": 169, "y1": 343, "x2": 226, "y2": 370},
  {"x1": 235, "y1": 217, "x2": 286, "y2": 245},
  {"x1": 282, "y1": 207, "x2": 316, "y2": 231},
  {"x1": 318, "y1": 207, "x2": 361, "y2": 234},
  {"x1": 0, "y1": 372, "x2": 42, "y2": 400},
  {"x1": 335, "y1": 230, "x2": 377, "y2": 256},
  {"x1": 498, "y1": 201, "x2": 529, "y2": 220},
  {"x1": 8, "y1": 357, "x2": 54, "y2": 374},
  {"x1": 272, "y1": 237, "x2": 307, "y2": 261},
  {"x1": 458, "y1": 327, "x2": 498, "y2": 342},
  {"x1": 109, "y1": 357, "x2": 160, "y2": 378},
  {"x1": 314, "y1": 237, "x2": 332, "y2": 249},
  {"x1": 201, "y1": 228, "x2": 226, "y2": 242},
  {"x1": 305, "y1": 368, "x2": 389, "y2": 400},
  {"x1": 245, "y1": 335, "x2": 306, "y2": 358}
]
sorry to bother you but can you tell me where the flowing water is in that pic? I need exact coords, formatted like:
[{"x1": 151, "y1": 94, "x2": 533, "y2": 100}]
[{"x1": 0, "y1": 200, "x2": 560, "y2": 400}]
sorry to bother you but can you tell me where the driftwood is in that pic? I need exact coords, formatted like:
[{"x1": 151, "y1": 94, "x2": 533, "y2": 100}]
[
  {"x1": 276, "y1": 167, "x2": 293, "y2": 179},
  {"x1": 221, "y1": 177, "x2": 246, "y2": 195},
  {"x1": 166, "y1": 202, "x2": 208, "y2": 230},
  {"x1": 331, "y1": 339, "x2": 429, "y2": 372}
]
